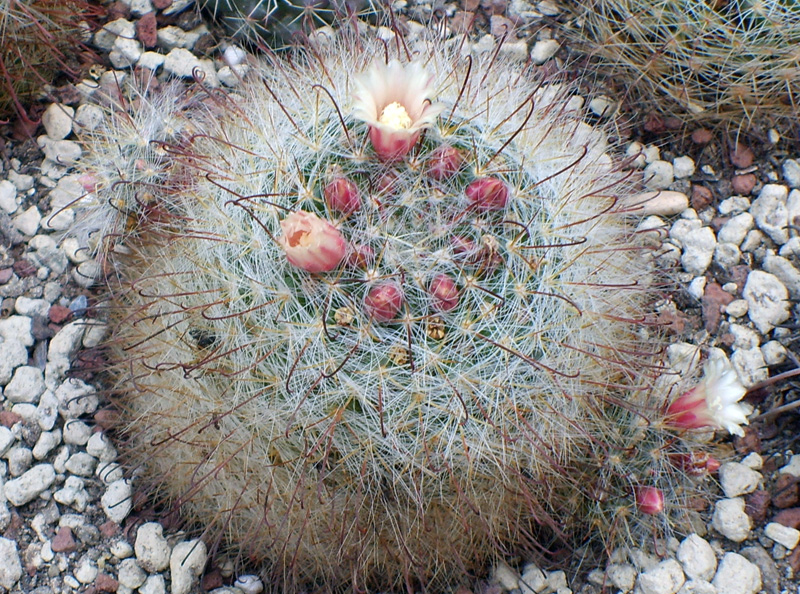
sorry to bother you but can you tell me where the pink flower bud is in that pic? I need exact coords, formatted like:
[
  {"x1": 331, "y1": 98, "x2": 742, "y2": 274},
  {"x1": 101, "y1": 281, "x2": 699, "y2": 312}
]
[
  {"x1": 466, "y1": 177, "x2": 509, "y2": 211},
  {"x1": 428, "y1": 145, "x2": 464, "y2": 180},
  {"x1": 451, "y1": 236, "x2": 477, "y2": 257},
  {"x1": 429, "y1": 274, "x2": 459, "y2": 312},
  {"x1": 374, "y1": 169, "x2": 399, "y2": 196},
  {"x1": 670, "y1": 452, "x2": 721, "y2": 476},
  {"x1": 78, "y1": 173, "x2": 99, "y2": 192},
  {"x1": 278, "y1": 211, "x2": 347, "y2": 273},
  {"x1": 324, "y1": 177, "x2": 361, "y2": 215},
  {"x1": 635, "y1": 486, "x2": 665, "y2": 515},
  {"x1": 347, "y1": 244, "x2": 375, "y2": 269},
  {"x1": 365, "y1": 283, "x2": 403, "y2": 322}
]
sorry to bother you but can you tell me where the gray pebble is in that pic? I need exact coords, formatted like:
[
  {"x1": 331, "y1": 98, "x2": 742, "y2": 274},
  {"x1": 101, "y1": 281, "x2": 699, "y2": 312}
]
[
  {"x1": 0, "y1": 537, "x2": 23, "y2": 590},
  {"x1": 782, "y1": 159, "x2": 800, "y2": 188},
  {"x1": 135, "y1": 522, "x2": 171, "y2": 572},
  {"x1": 4, "y1": 463, "x2": 56, "y2": 506},
  {"x1": 743, "y1": 270, "x2": 790, "y2": 334}
]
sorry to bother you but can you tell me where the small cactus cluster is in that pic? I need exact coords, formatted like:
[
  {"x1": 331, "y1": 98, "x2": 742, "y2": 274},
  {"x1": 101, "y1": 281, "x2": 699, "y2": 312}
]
[
  {"x1": 198, "y1": 0, "x2": 379, "y2": 46},
  {"x1": 73, "y1": 27, "x2": 734, "y2": 592},
  {"x1": 0, "y1": 0, "x2": 96, "y2": 124},
  {"x1": 567, "y1": 0, "x2": 800, "y2": 128}
]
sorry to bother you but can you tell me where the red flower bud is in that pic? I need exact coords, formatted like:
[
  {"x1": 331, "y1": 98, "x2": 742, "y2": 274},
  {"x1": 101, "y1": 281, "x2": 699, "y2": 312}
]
[
  {"x1": 466, "y1": 177, "x2": 508, "y2": 211},
  {"x1": 428, "y1": 145, "x2": 464, "y2": 180},
  {"x1": 429, "y1": 274, "x2": 459, "y2": 312},
  {"x1": 278, "y1": 211, "x2": 347, "y2": 273},
  {"x1": 347, "y1": 244, "x2": 375, "y2": 269},
  {"x1": 635, "y1": 486, "x2": 665, "y2": 515},
  {"x1": 324, "y1": 177, "x2": 361, "y2": 215},
  {"x1": 365, "y1": 283, "x2": 403, "y2": 322}
]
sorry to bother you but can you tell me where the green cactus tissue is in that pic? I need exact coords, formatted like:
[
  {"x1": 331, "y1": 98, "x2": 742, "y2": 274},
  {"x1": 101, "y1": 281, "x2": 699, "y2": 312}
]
[{"x1": 72, "y1": 27, "x2": 734, "y2": 592}]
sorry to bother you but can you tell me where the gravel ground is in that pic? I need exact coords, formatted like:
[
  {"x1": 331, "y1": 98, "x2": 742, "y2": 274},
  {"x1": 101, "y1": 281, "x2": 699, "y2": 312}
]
[{"x1": 1, "y1": 1, "x2": 800, "y2": 593}]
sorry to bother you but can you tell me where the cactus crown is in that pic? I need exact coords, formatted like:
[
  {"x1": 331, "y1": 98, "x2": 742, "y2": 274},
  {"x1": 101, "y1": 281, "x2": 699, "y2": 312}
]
[{"x1": 74, "y1": 27, "x2": 719, "y2": 593}]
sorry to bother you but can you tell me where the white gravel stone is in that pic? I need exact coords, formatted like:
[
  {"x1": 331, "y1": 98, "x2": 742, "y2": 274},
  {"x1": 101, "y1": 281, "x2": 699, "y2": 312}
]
[
  {"x1": 711, "y1": 552, "x2": 761, "y2": 594},
  {"x1": 4, "y1": 366, "x2": 46, "y2": 403},
  {"x1": 644, "y1": 160, "x2": 675, "y2": 190},
  {"x1": 779, "y1": 236, "x2": 800, "y2": 256},
  {"x1": 606, "y1": 563, "x2": 636, "y2": 592},
  {"x1": 764, "y1": 522, "x2": 800, "y2": 549},
  {"x1": 234, "y1": 575, "x2": 264, "y2": 594},
  {"x1": 53, "y1": 475, "x2": 90, "y2": 512},
  {"x1": 519, "y1": 563, "x2": 546, "y2": 593},
  {"x1": 110, "y1": 36, "x2": 143, "y2": 69},
  {"x1": 588, "y1": 95, "x2": 617, "y2": 118},
  {"x1": 55, "y1": 378, "x2": 98, "y2": 419},
  {"x1": 42, "y1": 103, "x2": 75, "y2": 140},
  {"x1": 87, "y1": 432, "x2": 117, "y2": 462},
  {"x1": 49, "y1": 320, "x2": 87, "y2": 364},
  {"x1": 8, "y1": 169, "x2": 34, "y2": 191},
  {"x1": 779, "y1": 455, "x2": 800, "y2": 477},
  {"x1": 40, "y1": 137, "x2": 83, "y2": 166},
  {"x1": 96, "y1": 461, "x2": 125, "y2": 484},
  {"x1": 94, "y1": 18, "x2": 136, "y2": 51},
  {"x1": 0, "y1": 537, "x2": 23, "y2": 590},
  {"x1": 222, "y1": 44, "x2": 247, "y2": 66},
  {"x1": 720, "y1": 196, "x2": 751, "y2": 215},
  {"x1": 140, "y1": 574, "x2": 167, "y2": 594},
  {"x1": 743, "y1": 270, "x2": 790, "y2": 333},
  {"x1": 4, "y1": 463, "x2": 56, "y2": 506},
  {"x1": 32, "y1": 430, "x2": 61, "y2": 460},
  {"x1": 636, "y1": 559, "x2": 685, "y2": 594},
  {"x1": 65, "y1": 451, "x2": 97, "y2": 476},
  {"x1": 782, "y1": 158, "x2": 800, "y2": 188},
  {"x1": 137, "y1": 51, "x2": 166, "y2": 71},
  {"x1": 73, "y1": 104, "x2": 104, "y2": 133},
  {"x1": 718, "y1": 212, "x2": 753, "y2": 246},
  {"x1": 677, "y1": 534, "x2": 717, "y2": 581},
  {"x1": 127, "y1": 0, "x2": 153, "y2": 16},
  {"x1": 714, "y1": 241, "x2": 740, "y2": 269},
  {"x1": 0, "y1": 426, "x2": 15, "y2": 456},
  {"x1": 217, "y1": 63, "x2": 250, "y2": 87},
  {"x1": 14, "y1": 296, "x2": 49, "y2": 318},
  {"x1": 711, "y1": 497, "x2": 751, "y2": 542},
  {"x1": 788, "y1": 188, "x2": 800, "y2": 226},
  {"x1": 36, "y1": 390, "x2": 59, "y2": 431},
  {"x1": 72, "y1": 259, "x2": 101, "y2": 287},
  {"x1": 0, "y1": 179, "x2": 17, "y2": 214},
  {"x1": 750, "y1": 184, "x2": 789, "y2": 244},
  {"x1": 718, "y1": 462, "x2": 761, "y2": 497},
  {"x1": 682, "y1": 227, "x2": 716, "y2": 275},
  {"x1": 493, "y1": 561, "x2": 519, "y2": 590},
  {"x1": 170, "y1": 539, "x2": 208, "y2": 594},
  {"x1": 673, "y1": 156, "x2": 696, "y2": 179},
  {"x1": 111, "y1": 540, "x2": 134, "y2": 559},
  {"x1": 135, "y1": 522, "x2": 171, "y2": 572},
  {"x1": 0, "y1": 338, "x2": 28, "y2": 386},
  {"x1": 13, "y1": 205, "x2": 41, "y2": 236},
  {"x1": 7, "y1": 447, "x2": 33, "y2": 476},
  {"x1": 741, "y1": 453, "x2": 763, "y2": 470},
  {"x1": 63, "y1": 419, "x2": 92, "y2": 445},
  {"x1": 688, "y1": 276, "x2": 706, "y2": 300},
  {"x1": 627, "y1": 191, "x2": 688, "y2": 216},
  {"x1": 763, "y1": 254, "x2": 800, "y2": 300},
  {"x1": 157, "y1": 25, "x2": 204, "y2": 50},
  {"x1": 676, "y1": 579, "x2": 716, "y2": 594},
  {"x1": 118, "y1": 558, "x2": 147, "y2": 589},
  {"x1": 530, "y1": 38, "x2": 559, "y2": 64},
  {"x1": 730, "y1": 347, "x2": 767, "y2": 388},
  {"x1": 74, "y1": 555, "x2": 99, "y2": 583},
  {"x1": 102, "y1": 479, "x2": 133, "y2": 524},
  {"x1": 725, "y1": 299, "x2": 748, "y2": 318},
  {"x1": 164, "y1": 47, "x2": 209, "y2": 81}
]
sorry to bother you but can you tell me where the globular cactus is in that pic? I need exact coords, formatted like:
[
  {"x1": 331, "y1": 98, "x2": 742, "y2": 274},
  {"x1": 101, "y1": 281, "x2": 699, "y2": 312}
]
[
  {"x1": 198, "y1": 0, "x2": 380, "y2": 46},
  {"x1": 566, "y1": 0, "x2": 800, "y2": 128},
  {"x1": 73, "y1": 27, "x2": 732, "y2": 592},
  {"x1": 0, "y1": 0, "x2": 97, "y2": 124}
]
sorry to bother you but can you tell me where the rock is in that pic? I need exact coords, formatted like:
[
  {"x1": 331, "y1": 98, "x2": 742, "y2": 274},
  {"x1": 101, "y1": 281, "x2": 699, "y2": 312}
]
[
  {"x1": 110, "y1": 36, "x2": 143, "y2": 69},
  {"x1": 606, "y1": 563, "x2": 636, "y2": 592},
  {"x1": 745, "y1": 490, "x2": 771, "y2": 525},
  {"x1": 0, "y1": 315, "x2": 34, "y2": 347},
  {"x1": 13, "y1": 205, "x2": 41, "y2": 236},
  {"x1": 51, "y1": 526, "x2": 78, "y2": 553},
  {"x1": 4, "y1": 463, "x2": 56, "y2": 506},
  {"x1": 140, "y1": 574, "x2": 167, "y2": 594},
  {"x1": 54, "y1": 475, "x2": 90, "y2": 512},
  {"x1": 234, "y1": 575, "x2": 264, "y2": 594},
  {"x1": 750, "y1": 184, "x2": 789, "y2": 244},
  {"x1": 73, "y1": 104, "x2": 104, "y2": 133},
  {"x1": 55, "y1": 378, "x2": 98, "y2": 419},
  {"x1": 0, "y1": 179, "x2": 17, "y2": 214},
  {"x1": 719, "y1": 462, "x2": 761, "y2": 498},
  {"x1": 102, "y1": 479, "x2": 133, "y2": 524},
  {"x1": 0, "y1": 426, "x2": 15, "y2": 456},
  {"x1": 134, "y1": 522, "x2": 171, "y2": 572},
  {"x1": 718, "y1": 213, "x2": 753, "y2": 245},
  {"x1": 762, "y1": 254, "x2": 800, "y2": 300},
  {"x1": 65, "y1": 451, "x2": 97, "y2": 476},
  {"x1": 730, "y1": 347, "x2": 767, "y2": 388},
  {"x1": 711, "y1": 497, "x2": 751, "y2": 542},
  {"x1": 676, "y1": 534, "x2": 716, "y2": 581},
  {"x1": 711, "y1": 552, "x2": 760, "y2": 594},
  {"x1": 773, "y1": 474, "x2": 800, "y2": 508},
  {"x1": 783, "y1": 159, "x2": 800, "y2": 188},
  {"x1": 731, "y1": 143, "x2": 755, "y2": 169},
  {"x1": 739, "y1": 546, "x2": 779, "y2": 594},
  {"x1": 136, "y1": 11, "x2": 157, "y2": 48},
  {"x1": 673, "y1": 156, "x2": 696, "y2": 179},
  {"x1": 588, "y1": 95, "x2": 617, "y2": 118},
  {"x1": 764, "y1": 522, "x2": 800, "y2": 549},
  {"x1": 0, "y1": 537, "x2": 23, "y2": 590},
  {"x1": 42, "y1": 103, "x2": 75, "y2": 140},
  {"x1": 676, "y1": 579, "x2": 715, "y2": 594},
  {"x1": 40, "y1": 137, "x2": 83, "y2": 165},
  {"x1": 714, "y1": 241, "x2": 740, "y2": 269},
  {"x1": 164, "y1": 47, "x2": 201, "y2": 78},
  {"x1": 138, "y1": 51, "x2": 166, "y2": 71},
  {"x1": 493, "y1": 561, "x2": 519, "y2": 590},
  {"x1": 644, "y1": 160, "x2": 675, "y2": 190},
  {"x1": 170, "y1": 539, "x2": 208, "y2": 594},
  {"x1": 627, "y1": 191, "x2": 688, "y2": 216},
  {"x1": 773, "y1": 508, "x2": 800, "y2": 529},
  {"x1": 4, "y1": 366, "x2": 46, "y2": 403},
  {"x1": 75, "y1": 555, "x2": 99, "y2": 583},
  {"x1": 732, "y1": 173, "x2": 757, "y2": 195},
  {"x1": 94, "y1": 18, "x2": 136, "y2": 51},
  {"x1": 128, "y1": 0, "x2": 153, "y2": 16},
  {"x1": 636, "y1": 559, "x2": 685, "y2": 594},
  {"x1": 118, "y1": 558, "x2": 147, "y2": 589},
  {"x1": 743, "y1": 270, "x2": 790, "y2": 333},
  {"x1": 530, "y1": 39, "x2": 559, "y2": 64},
  {"x1": 49, "y1": 320, "x2": 86, "y2": 363},
  {"x1": 781, "y1": 455, "x2": 800, "y2": 477},
  {"x1": 681, "y1": 226, "x2": 716, "y2": 275}
]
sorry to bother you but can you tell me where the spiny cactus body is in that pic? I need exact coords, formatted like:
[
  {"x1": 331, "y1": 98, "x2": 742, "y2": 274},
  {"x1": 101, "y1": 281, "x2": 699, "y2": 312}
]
[
  {"x1": 0, "y1": 0, "x2": 95, "y2": 123},
  {"x1": 198, "y1": 0, "x2": 378, "y2": 46},
  {"x1": 75, "y1": 28, "x2": 721, "y2": 592},
  {"x1": 568, "y1": 0, "x2": 800, "y2": 127}
]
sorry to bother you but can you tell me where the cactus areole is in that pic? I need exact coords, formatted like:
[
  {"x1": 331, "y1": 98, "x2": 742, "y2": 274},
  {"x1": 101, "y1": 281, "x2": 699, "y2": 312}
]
[{"x1": 74, "y1": 27, "x2": 729, "y2": 594}]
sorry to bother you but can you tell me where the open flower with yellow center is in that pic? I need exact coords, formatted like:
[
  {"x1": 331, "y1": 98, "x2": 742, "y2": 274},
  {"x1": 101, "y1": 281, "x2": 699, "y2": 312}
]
[
  {"x1": 352, "y1": 59, "x2": 443, "y2": 162},
  {"x1": 666, "y1": 354, "x2": 749, "y2": 436}
]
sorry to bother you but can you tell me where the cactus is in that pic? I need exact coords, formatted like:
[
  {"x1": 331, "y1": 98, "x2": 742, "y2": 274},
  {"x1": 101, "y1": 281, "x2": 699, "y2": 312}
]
[
  {"x1": 198, "y1": 0, "x2": 380, "y2": 46},
  {"x1": 74, "y1": 27, "x2": 726, "y2": 592},
  {"x1": 0, "y1": 0, "x2": 97, "y2": 124},
  {"x1": 566, "y1": 0, "x2": 800, "y2": 128}
]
